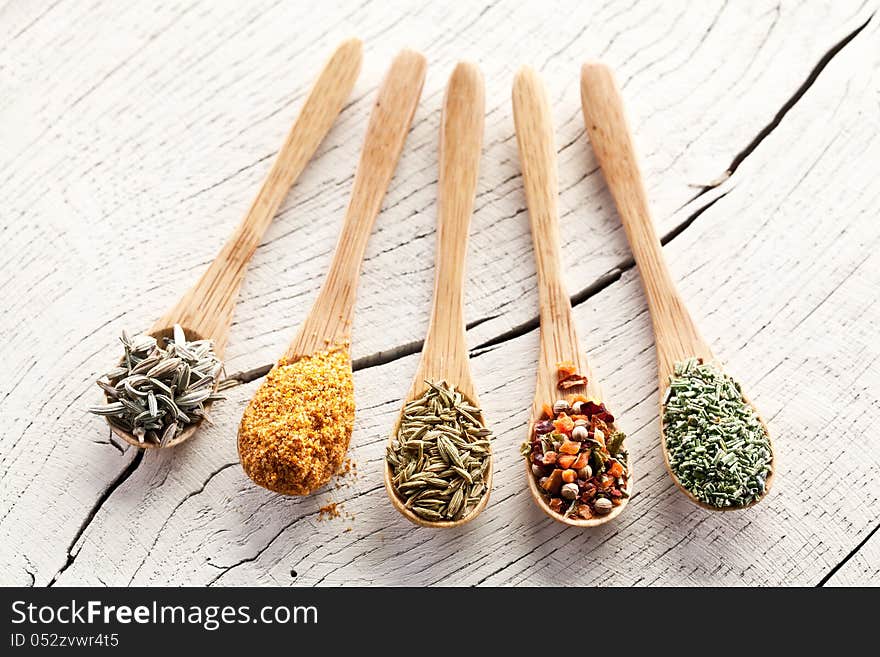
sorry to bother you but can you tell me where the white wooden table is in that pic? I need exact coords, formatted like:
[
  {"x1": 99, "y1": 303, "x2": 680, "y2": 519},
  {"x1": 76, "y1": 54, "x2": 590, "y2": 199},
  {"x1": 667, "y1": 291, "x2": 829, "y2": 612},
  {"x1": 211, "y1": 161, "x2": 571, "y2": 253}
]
[{"x1": 2, "y1": 0, "x2": 879, "y2": 587}]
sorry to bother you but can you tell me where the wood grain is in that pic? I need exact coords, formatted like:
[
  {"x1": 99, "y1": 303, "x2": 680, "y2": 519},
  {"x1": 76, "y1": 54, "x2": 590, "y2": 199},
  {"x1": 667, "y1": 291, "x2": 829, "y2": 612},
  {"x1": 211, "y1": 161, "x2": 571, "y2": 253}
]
[{"x1": 1, "y1": 0, "x2": 878, "y2": 587}]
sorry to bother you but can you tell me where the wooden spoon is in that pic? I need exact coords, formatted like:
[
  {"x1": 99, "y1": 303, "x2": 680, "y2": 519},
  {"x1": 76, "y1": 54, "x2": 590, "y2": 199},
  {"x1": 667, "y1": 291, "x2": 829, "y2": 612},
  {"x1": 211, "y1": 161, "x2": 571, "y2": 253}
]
[
  {"x1": 384, "y1": 62, "x2": 489, "y2": 528},
  {"x1": 107, "y1": 38, "x2": 363, "y2": 449},
  {"x1": 239, "y1": 50, "x2": 427, "y2": 494},
  {"x1": 579, "y1": 61, "x2": 775, "y2": 510},
  {"x1": 281, "y1": 50, "x2": 427, "y2": 362},
  {"x1": 512, "y1": 67, "x2": 632, "y2": 527}
]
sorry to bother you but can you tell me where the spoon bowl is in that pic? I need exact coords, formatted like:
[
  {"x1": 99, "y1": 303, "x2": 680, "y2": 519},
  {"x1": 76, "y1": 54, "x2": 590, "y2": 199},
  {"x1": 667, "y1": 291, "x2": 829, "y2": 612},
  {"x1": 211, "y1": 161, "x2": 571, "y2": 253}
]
[
  {"x1": 659, "y1": 364, "x2": 775, "y2": 511},
  {"x1": 522, "y1": 356, "x2": 633, "y2": 527},
  {"x1": 513, "y1": 66, "x2": 632, "y2": 527},
  {"x1": 385, "y1": 389, "x2": 493, "y2": 529},
  {"x1": 524, "y1": 419, "x2": 632, "y2": 527},
  {"x1": 580, "y1": 61, "x2": 775, "y2": 509},
  {"x1": 384, "y1": 62, "x2": 491, "y2": 528}
]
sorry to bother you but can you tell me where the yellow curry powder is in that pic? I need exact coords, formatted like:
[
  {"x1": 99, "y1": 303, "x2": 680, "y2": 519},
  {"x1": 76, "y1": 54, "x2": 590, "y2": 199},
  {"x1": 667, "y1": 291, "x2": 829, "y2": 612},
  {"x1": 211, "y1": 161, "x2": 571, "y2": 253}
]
[{"x1": 238, "y1": 347, "x2": 354, "y2": 495}]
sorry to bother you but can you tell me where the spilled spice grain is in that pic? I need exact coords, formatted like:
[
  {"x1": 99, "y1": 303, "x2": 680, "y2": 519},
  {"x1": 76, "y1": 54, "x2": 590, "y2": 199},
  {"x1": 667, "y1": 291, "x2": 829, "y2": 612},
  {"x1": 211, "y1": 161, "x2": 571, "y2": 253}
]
[
  {"x1": 238, "y1": 347, "x2": 354, "y2": 495},
  {"x1": 318, "y1": 502, "x2": 340, "y2": 520},
  {"x1": 339, "y1": 457, "x2": 357, "y2": 477},
  {"x1": 334, "y1": 457, "x2": 359, "y2": 488}
]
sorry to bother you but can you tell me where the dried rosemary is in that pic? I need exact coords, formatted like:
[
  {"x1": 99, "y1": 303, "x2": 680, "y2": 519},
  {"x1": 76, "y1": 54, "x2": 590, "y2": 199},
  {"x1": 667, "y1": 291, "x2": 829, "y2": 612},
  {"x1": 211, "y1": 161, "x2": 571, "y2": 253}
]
[
  {"x1": 662, "y1": 357, "x2": 772, "y2": 508},
  {"x1": 89, "y1": 325, "x2": 224, "y2": 446},
  {"x1": 386, "y1": 381, "x2": 492, "y2": 522}
]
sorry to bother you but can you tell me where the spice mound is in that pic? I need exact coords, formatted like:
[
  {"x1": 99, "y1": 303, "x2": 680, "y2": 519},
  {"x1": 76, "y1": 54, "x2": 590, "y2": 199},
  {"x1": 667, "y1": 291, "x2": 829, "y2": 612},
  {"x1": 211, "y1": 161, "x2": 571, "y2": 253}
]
[
  {"x1": 386, "y1": 381, "x2": 492, "y2": 522},
  {"x1": 238, "y1": 347, "x2": 354, "y2": 495},
  {"x1": 89, "y1": 325, "x2": 224, "y2": 446},
  {"x1": 522, "y1": 365, "x2": 629, "y2": 521},
  {"x1": 663, "y1": 358, "x2": 772, "y2": 508}
]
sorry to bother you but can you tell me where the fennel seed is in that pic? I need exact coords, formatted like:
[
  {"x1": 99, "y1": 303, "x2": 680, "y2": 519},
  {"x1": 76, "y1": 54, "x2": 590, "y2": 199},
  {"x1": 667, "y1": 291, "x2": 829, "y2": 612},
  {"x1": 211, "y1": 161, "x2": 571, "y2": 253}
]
[{"x1": 387, "y1": 380, "x2": 491, "y2": 522}]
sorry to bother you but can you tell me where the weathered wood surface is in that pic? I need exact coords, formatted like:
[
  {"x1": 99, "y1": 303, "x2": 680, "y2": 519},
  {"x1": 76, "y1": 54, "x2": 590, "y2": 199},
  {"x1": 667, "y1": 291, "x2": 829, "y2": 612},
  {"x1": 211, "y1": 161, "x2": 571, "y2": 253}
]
[{"x1": 1, "y1": 0, "x2": 878, "y2": 586}]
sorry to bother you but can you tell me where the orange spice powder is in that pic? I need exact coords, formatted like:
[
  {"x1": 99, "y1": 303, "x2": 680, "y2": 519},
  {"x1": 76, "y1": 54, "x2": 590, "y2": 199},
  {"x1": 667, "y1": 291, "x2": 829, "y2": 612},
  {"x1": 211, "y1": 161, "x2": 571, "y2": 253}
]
[{"x1": 238, "y1": 347, "x2": 354, "y2": 495}]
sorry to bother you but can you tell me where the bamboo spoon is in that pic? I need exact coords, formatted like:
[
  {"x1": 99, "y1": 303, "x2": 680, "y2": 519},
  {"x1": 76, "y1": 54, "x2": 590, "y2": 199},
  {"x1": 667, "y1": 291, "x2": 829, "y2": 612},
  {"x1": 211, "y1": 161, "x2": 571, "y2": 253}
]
[
  {"x1": 513, "y1": 67, "x2": 632, "y2": 527},
  {"x1": 579, "y1": 61, "x2": 775, "y2": 510},
  {"x1": 281, "y1": 50, "x2": 427, "y2": 362},
  {"x1": 106, "y1": 38, "x2": 363, "y2": 449},
  {"x1": 239, "y1": 49, "x2": 427, "y2": 495},
  {"x1": 384, "y1": 62, "x2": 490, "y2": 528}
]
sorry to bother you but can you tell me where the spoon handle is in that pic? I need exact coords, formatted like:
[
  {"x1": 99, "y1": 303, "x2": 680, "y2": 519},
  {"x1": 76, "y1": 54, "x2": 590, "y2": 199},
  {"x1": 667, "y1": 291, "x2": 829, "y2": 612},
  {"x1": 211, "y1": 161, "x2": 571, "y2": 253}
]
[
  {"x1": 513, "y1": 67, "x2": 593, "y2": 409},
  {"x1": 153, "y1": 39, "x2": 363, "y2": 355},
  {"x1": 286, "y1": 49, "x2": 427, "y2": 361},
  {"x1": 579, "y1": 61, "x2": 711, "y2": 381},
  {"x1": 412, "y1": 63, "x2": 485, "y2": 399}
]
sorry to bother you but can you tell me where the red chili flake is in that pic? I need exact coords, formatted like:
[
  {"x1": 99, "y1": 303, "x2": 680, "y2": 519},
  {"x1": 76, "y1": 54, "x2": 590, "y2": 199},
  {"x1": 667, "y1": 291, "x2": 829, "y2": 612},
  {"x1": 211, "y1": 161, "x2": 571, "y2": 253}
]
[
  {"x1": 549, "y1": 498, "x2": 564, "y2": 513},
  {"x1": 581, "y1": 401, "x2": 615, "y2": 424},
  {"x1": 580, "y1": 401, "x2": 604, "y2": 418},
  {"x1": 598, "y1": 474, "x2": 616, "y2": 489},
  {"x1": 557, "y1": 374, "x2": 588, "y2": 390}
]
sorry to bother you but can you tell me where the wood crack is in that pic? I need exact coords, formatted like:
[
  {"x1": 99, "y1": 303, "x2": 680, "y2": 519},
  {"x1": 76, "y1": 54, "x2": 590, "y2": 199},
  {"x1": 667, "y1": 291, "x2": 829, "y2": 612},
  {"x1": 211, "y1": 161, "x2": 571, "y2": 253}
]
[
  {"x1": 472, "y1": 190, "x2": 730, "y2": 352},
  {"x1": 222, "y1": 190, "x2": 730, "y2": 388},
  {"x1": 689, "y1": 12, "x2": 874, "y2": 201},
  {"x1": 47, "y1": 448, "x2": 144, "y2": 587},
  {"x1": 223, "y1": 313, "x2": 502, "y2": 385},
  {"x1": 127, "y1": 462, "x2": 240, "y2": 585},
  {"x1": 817, "y1": 520, "x2": 880, "y2": 586},
  {"x1": 206, "y1": 482, "x2": 386, "y2": 585},
  {"x1": 217, "y1": 12, "x2": 878, "y2": 389}
]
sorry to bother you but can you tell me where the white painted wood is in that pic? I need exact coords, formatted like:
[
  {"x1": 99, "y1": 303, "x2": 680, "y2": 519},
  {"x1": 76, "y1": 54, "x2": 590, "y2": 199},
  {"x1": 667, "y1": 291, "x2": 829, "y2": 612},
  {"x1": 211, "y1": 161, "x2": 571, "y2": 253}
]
[{"x1": 1, "y1": 0, "x2": 878, "y2": 586}]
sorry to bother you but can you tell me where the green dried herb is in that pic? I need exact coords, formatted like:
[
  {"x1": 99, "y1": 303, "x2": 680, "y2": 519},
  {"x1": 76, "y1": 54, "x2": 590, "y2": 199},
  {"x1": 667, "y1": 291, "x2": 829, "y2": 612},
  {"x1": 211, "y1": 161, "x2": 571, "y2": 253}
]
[
  {"x1": 387, "y1": 380, "x2": 491, "y2": 522},
  {"x1": 606, "y1": 430, "x2": 626, "y2": 456},
  {"x1": 662, "y1": 357, "x2": 772, "y2": 508}
]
